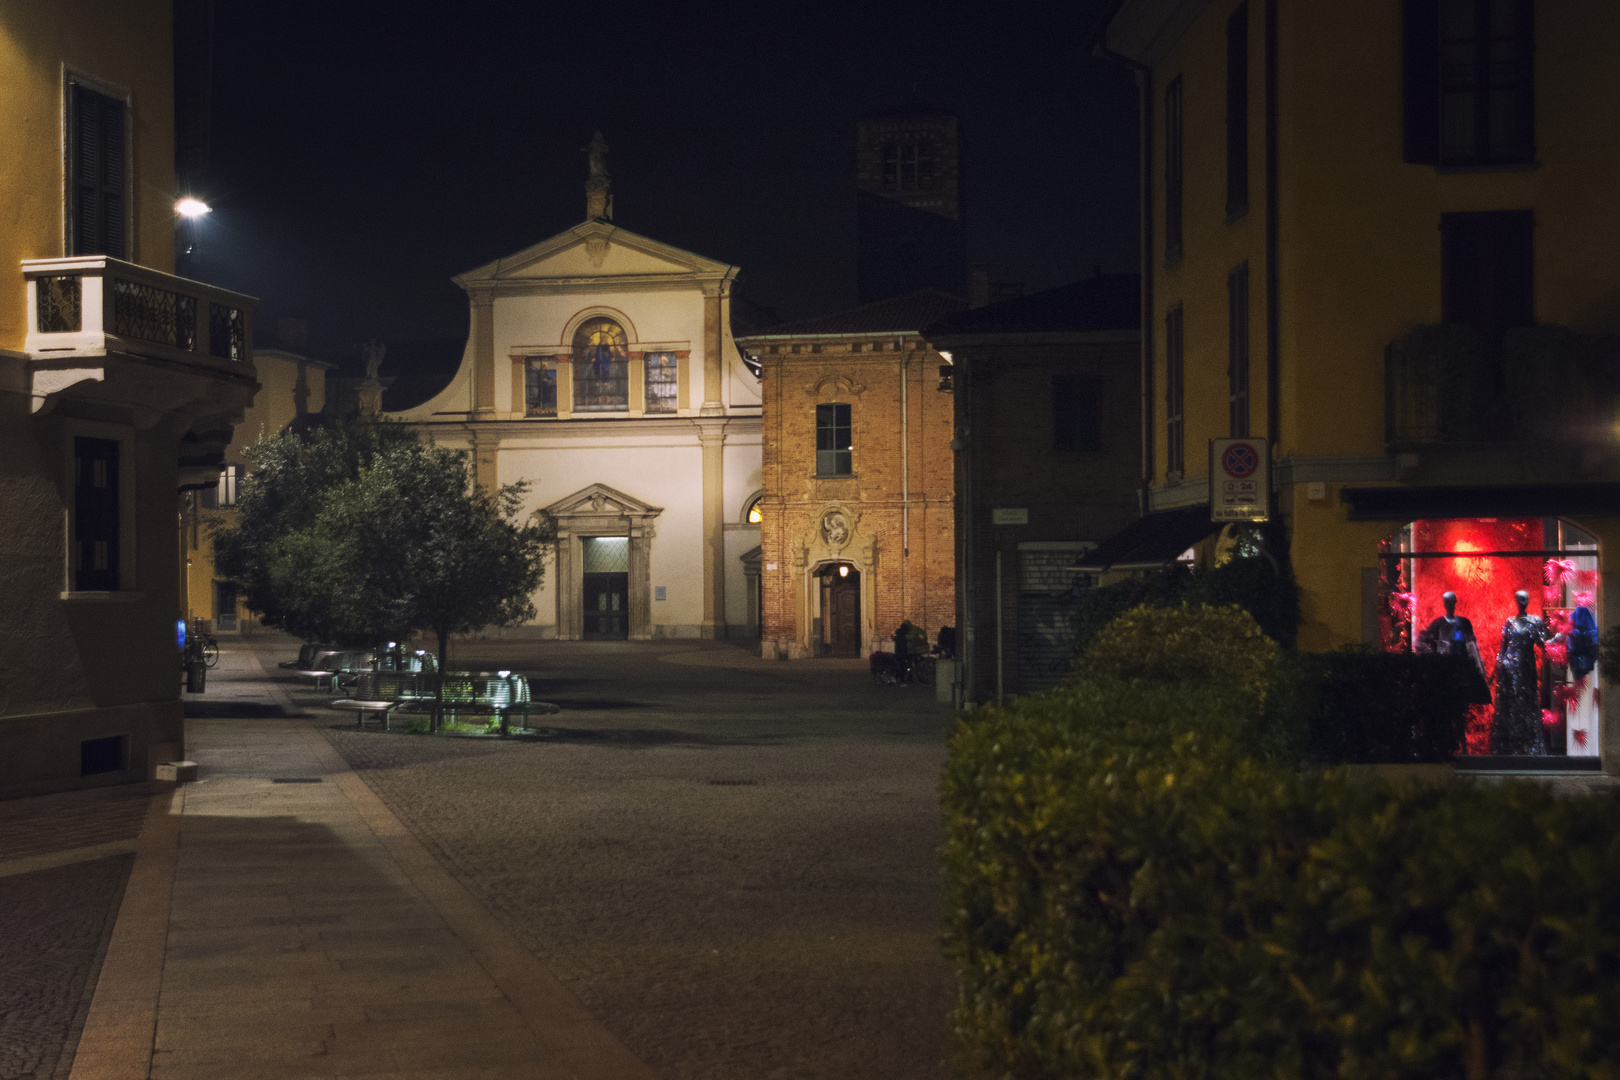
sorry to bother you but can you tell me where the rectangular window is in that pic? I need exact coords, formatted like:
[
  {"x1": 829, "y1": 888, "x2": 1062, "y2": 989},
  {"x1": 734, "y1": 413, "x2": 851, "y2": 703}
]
[
  {"x1": 1166, "y1": 306, "x2": 1185, "y2": 476},
  {"x1": 74, "y1": 436, "x2": 120, "y2": 591},
  {"x1": 573, "y1": 350, "x2": 628, "y2": 411},
  {"x1": 815, "y1": 403, "x2": 852, "y2": 476},
  {"x1": 1225, "y1": 3, "x2": 1250, "y2": 218},
  {"x1": 1432, "y1": 0, "x2": 1534, "y2": 166},
  {"x1": 216, "y1": 464, "x2": 238, "y2": 507},
  {"x1": 1403, "y1": 0, "x2": 1443, "y2": 163},
  {"x1": 1441, "y1": 209, "x2": 1534, "y2": 342},
  {"x1": 1052, "y1": 375, "x2": 1103, "y2": 452},
  {"x1": 882, "y1": 141, "x2": 935, "y2": 193},
  {"x1": 1164, "y1": 77, "x2": 1184, "y2": 259},
  {"x1": 1228, "y1": 263, "x2": 1251, "y2": 437},
  {"x1": 526, "y1": 358, "x2": 557, "y2": 417},
  {"x1": 644, "y1": 352, "x2": 678, "y2": 413},
  {"x1": 68, "y1": 82, "x2": 127, "y2": 259}
]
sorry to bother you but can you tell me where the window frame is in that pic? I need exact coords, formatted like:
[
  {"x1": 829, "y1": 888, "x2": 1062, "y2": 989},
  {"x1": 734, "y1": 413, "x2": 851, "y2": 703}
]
[
  {"x1": 1164, "y1": 76, "x2": 1185, "y2": 261},
  {"x1": 571, "y1": 318, "x2": 630, "y2": 412},
  {"x1": 644, "y1": 351, "x2": 678, "y2": 414},
  {"x1": 63, "y1": 421, "x2": 137, "y2": 597},
  {"x1": 525, "y1": 356, "x2": 558, "y2": 417},
  {"x1": 815, "y1": 402, "x2": 853, "y2": 477},
  {"x1": 1228, "y1": 263, "x2": 1251, "y2": 437},
  {"x1": 1052, "y1": 374, "x2": 1104, "y2": 453},
  {"x1": 1165, "y1": 305, "x2": 1185, "y2": 478},
  {"x1": 1438, "y1": 0, "x2": 1535, "y2": 167},
  {"x1": 63, "y1": 71, "x2": 134, "y2": 261}
]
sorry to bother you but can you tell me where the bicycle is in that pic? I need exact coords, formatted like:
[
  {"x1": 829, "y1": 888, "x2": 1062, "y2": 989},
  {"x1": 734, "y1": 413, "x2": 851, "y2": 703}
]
[{"x1": 187, "y1": 620, "x2": 219, "y2": 668}]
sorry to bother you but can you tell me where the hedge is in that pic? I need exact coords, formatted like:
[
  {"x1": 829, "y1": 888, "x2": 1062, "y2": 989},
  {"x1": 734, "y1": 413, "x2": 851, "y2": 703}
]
[{"x1": 942, "y1": 679, "x2": 1620, "y2": 1080}]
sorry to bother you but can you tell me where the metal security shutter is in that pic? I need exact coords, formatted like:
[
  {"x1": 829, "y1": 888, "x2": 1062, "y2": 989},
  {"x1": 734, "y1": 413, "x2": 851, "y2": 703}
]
[
  {"x1": 69, "y1": 84, "x2": 127, "y2": 259},
  {"x1": 1016, "y1": 544, "x2": 1095, "y2": 693}
]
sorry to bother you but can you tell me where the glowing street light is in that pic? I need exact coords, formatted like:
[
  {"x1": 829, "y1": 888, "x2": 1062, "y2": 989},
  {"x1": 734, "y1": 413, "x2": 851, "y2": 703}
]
[{"x1": 175, "y1": 197, "x2": 211, "y2": 219}]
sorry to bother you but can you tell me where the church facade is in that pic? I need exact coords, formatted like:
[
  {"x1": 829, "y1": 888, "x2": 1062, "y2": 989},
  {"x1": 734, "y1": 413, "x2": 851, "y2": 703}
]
[{"x1": 389, "y1": 142, "x2": 762, "y2": 640}]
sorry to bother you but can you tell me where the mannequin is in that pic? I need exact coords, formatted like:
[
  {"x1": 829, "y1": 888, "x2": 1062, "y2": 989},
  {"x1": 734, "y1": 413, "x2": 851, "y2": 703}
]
[
  {"x1": 1416, "y1": 591, "x2": 1491, "y2": 702},
  {"x1": 1492, "y1": 589, "x2": 1547, "y2": 755}
]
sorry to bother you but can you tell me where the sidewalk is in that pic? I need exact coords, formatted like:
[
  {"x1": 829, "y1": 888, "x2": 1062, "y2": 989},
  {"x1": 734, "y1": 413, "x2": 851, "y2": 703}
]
[{"x1": 66, "y1": 647, "x2": 655, "y2": 1080}]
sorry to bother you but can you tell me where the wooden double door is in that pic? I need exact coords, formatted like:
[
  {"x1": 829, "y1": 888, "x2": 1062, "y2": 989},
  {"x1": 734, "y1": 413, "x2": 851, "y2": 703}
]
[
  {"x1": 583, "y1": 572, "x2": 628, "y2": 640},
  {"x1": 824, "y1": 568, "x2": 861, "y2": 658}
]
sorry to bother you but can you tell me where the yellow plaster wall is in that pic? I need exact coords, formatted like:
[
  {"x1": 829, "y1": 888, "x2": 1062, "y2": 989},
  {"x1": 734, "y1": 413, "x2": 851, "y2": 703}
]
[{"x1": 0, "y1": 0, "x2": 176, "y2": 351}]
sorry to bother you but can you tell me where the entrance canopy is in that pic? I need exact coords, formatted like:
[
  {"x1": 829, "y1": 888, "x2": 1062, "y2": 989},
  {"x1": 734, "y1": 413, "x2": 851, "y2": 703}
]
[{"x1": 1076, "y1": 504, "x2": 1223, "y2": 572}]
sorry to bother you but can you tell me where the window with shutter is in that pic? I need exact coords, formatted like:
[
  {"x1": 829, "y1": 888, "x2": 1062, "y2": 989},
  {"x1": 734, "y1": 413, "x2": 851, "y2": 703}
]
[
  {"x1": 1228, "y1": 265, "x2": 1251, "y2": 437},
  {"x1": 68, "y1": 83, "x2": 128, "y2": 259},
  {"x1": 74, "y1": 437, "x2": 120, "y2": 591},
  {"x1": 1441, "y1": 210, "x2": 1534, "y2": 343},
  {"x1": 1165, "y1": 306, "x2": 1185, "y2": 477},
  {"x1": 1225, "y1": 3, "x2": 1250, "y2": 219},
  {"x1": 1164, "y1": 77, "x2": 1184, "y2": 260},
  {"x1": 1404, "y1": 0, "x2": 1534, "y2": 167}
]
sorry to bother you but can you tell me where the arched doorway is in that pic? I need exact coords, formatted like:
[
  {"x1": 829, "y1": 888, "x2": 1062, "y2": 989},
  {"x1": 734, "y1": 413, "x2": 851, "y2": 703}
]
[
  {"x1": 1378, "y1": 517, "x2": 1601, "y2": 759},
  {"x1": 817, "y1": 562, "x2": 862, "y2": 658}
]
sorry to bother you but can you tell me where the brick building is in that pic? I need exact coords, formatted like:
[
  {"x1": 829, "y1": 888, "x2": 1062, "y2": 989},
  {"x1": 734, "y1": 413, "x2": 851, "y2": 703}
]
[
  {"x1": 927, "y1": 275, "x2": 1141, "y2": 702},
  {"x1": 738, "y1": 291, "x2": 963, "y2": 659}
]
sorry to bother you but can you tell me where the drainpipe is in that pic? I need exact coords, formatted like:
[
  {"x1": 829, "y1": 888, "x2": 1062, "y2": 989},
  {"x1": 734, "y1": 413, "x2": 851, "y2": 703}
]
[
  {"x1": 901, "y1": 347, "x2": 909, "y2": 559},
  {"x1": 995, "y1": 549, "x2": 1004, "y2": 706}
]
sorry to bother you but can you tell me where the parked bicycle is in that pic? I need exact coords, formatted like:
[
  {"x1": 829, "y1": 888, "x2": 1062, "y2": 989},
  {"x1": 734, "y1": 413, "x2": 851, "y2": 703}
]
[
  {"x1": 186, "y1": 620, "x2": 219, "y2": 668},
  {"x1": 870, "y1": 622, "x2": 952, "y2": 687}
]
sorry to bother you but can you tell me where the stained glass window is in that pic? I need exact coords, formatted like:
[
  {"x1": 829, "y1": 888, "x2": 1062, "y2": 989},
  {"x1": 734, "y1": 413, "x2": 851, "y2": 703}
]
[
  {"x1": 572, "y1": 318, "x2": 628, "y2": 411},
  {"x1": 526, "y1": 358, "x2": 556, "y2": 417},
  {"x1": 645, "y1": 351, "x2": 677, "y2": 413}
]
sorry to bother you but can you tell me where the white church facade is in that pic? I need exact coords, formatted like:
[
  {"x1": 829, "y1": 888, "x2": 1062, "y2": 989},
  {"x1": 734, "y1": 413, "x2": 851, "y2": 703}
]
[{"x1": 388, "y1": 140, "x2": 762, "y2": 640}]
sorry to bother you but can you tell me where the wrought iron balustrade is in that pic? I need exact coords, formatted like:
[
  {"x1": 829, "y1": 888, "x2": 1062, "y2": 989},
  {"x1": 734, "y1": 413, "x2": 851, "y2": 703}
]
[{"x1": 21, "y1": 255, "x2": 254, "y2": 366}]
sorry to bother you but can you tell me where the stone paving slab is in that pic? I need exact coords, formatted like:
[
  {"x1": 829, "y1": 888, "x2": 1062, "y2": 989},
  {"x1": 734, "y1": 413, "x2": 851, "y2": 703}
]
[{"x1": 67, "y1": 647, "x2": 654, "y2": 1080}]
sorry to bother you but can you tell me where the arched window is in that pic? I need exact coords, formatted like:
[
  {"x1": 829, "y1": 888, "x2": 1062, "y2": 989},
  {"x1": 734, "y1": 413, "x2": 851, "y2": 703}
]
[
  {"x1": 572, "y1": 318, "x2": 628, "y2": 411},
  {"x1": 746, "y1": 497, "x2": 762, "y2": 524}
]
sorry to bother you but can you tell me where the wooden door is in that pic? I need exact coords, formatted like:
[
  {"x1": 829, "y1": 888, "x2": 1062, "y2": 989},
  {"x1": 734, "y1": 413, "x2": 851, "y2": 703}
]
[
  {"x1": 829, "y1": 578, "x2": 861, "y2": 658},
  {"x1": 583, "y1": 572, "x2": 629, "y2": 640}
]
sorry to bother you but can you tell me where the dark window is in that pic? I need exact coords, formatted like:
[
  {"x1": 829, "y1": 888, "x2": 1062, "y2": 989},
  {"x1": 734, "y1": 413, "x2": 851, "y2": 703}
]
[
  {"x1": 80, "y1": 735, "x2": 126, "y2": 777},
  {"x1": 74, "y1": 437, "x2": 119, "y2": 591},
  {"x1": 1406, "y1": 0, "x2": 1534, "y2": 166},
  {"x1": 526, "y1": 357, "x2": 557, "y2": 416},
  {"x1": 645, "y1": 351, "x2": 678, "y2": 413},
  {"x1": 572, "y1": 318, "x2": 628, "y2": 411},
  {"x1": 1441, "y1": 209, "x2": 1534, "y2": 342},
  {"x1": 816, "y1": 403, "x2": 852, "y2": 476},
  {"x1": 68, "y1": 83, "x2": 127, "y2": 259},
  {"x1": 1228, "y1": 263, "x2": 1251, "y2": 437},
  {"x1": 1165, "y1": 77, "x2": 1184, "y2": 259},
  {"x1": 1166, "y1": 306, "x2": 1185, "y2": 476},
  {"x1": 1226, "y1": 3, "x2": 1250, "y2": 218},
  {"x1": 1053, "y1": 376, "x2": 1103, "y2": 452}
]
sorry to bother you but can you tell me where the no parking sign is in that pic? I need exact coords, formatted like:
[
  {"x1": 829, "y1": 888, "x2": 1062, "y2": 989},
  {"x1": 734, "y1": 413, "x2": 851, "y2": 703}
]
[{"x1": 1210, "y1": 438, "x2": 1270, "y2": 522}]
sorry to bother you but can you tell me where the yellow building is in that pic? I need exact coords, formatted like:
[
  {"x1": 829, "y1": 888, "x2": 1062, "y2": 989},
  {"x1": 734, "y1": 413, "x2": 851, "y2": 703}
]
[
  {"x1": 1099, "y1": 1, "x2": 1620, "y2": 770},
  {"x1": 182, "y1": 348, "x2": 328, "y2": 633},
  {"x1": 0, "y1": 1, "x2": 258, "y2": 796}
]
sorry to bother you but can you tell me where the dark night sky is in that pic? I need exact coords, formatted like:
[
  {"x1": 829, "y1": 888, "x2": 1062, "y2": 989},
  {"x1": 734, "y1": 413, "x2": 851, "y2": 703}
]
[{"x1": 198, "y1": 2, "x2": 1138, "y2": 370}]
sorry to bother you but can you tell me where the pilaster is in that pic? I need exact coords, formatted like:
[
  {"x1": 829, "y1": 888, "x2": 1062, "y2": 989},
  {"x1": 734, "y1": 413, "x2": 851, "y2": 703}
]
[{"x1": 696, "y1": 418, "x2": 728, "y2": 637}]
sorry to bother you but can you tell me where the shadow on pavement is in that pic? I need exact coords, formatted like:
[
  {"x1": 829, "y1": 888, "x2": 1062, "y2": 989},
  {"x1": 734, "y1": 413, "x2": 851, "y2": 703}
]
[{"x1": 183, "y1": 702, "x2": 312, "y2": 719}]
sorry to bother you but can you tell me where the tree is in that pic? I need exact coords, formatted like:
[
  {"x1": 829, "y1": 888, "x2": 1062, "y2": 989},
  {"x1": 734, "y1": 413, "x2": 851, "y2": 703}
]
[{"x1": 215, "y1": 421, "x2": 555, "y2": 728}]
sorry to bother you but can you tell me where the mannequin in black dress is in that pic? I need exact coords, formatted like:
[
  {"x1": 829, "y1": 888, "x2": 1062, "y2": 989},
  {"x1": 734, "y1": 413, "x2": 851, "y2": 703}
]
[
  {"x1": 1416, "y1": 591, "x2": 1490, "y2": 699},
  {"x1": 1492, "y1": 589, "x2": 1547, "y2": 755}
]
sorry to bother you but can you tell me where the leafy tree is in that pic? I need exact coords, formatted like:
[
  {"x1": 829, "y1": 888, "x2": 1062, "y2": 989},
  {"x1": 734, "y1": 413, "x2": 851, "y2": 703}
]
[{"x1": 215, "y1": 421, "x2": 555, "y2": 727}]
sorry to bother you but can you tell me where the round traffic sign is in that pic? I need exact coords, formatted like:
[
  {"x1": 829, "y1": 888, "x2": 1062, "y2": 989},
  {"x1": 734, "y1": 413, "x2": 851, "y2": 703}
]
[{"x1": 1222, "y1": 443, "x2": 1259, "y2": 479}]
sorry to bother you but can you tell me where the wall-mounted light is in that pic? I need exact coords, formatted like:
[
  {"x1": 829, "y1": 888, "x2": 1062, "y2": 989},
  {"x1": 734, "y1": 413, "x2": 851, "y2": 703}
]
[
  {"x1": 838, "y1": 564, "x2": 849, "y2": 577},
  {"x1": 175, "y1": 196, "x2": 211, "y2": 219}
]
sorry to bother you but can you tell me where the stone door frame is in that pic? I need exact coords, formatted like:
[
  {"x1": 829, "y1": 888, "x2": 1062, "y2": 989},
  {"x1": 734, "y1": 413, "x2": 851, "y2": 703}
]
[{"x1": 545, "y1": 483, "x2": 663, "y2": 641}]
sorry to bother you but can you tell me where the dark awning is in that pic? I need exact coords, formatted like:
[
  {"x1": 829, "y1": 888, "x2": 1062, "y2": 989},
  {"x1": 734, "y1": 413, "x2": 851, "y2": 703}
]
[
  {"x1": 1341, "y1": 484, "x2": 1620, "y2": 521},
  {"x1": 1076, "y1": 504, "x2": 1223, "y2": 572}
]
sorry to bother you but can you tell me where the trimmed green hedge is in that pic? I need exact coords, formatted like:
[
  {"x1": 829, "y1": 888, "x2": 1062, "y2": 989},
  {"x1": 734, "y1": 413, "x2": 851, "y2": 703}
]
[
  {"x1": 1071, "y1": 556, "x2": 1301, "y2": 660},
  {"x1": 943, "y1": 680, "x2": 1620, "y2": 1080}
]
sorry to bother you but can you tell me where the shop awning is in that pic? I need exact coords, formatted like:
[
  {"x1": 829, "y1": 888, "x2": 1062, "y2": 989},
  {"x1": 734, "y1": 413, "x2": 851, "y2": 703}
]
[
  {"x1": 1076, "y1": 504, "x2": 1224, "y2": 572},
  {"x1": 1341, "y1": 483, "x2": 1620, "y2": 521}
]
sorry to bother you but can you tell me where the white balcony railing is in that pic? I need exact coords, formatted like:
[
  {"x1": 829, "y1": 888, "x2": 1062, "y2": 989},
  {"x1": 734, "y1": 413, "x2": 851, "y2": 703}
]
[{"x1": 22, "y1": 256, "x2": 255, "y2": 368}]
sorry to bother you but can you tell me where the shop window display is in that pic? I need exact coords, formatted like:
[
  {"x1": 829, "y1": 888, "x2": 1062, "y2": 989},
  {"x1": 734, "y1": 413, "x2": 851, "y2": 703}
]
[{"x1": 1380, "y1": 518, "x2": 1600, "y2": 757}]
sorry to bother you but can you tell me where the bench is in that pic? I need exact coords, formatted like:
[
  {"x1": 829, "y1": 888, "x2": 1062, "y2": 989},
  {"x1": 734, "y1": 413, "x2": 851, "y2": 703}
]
[{"x1": 333, "y1": 670, "x2": 557, "y2": 734}]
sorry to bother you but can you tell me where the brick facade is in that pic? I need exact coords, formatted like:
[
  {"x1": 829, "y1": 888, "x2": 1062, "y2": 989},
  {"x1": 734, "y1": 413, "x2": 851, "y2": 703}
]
[{"x1": 748, "y1": 331, "x2": 957, "y2": 659}]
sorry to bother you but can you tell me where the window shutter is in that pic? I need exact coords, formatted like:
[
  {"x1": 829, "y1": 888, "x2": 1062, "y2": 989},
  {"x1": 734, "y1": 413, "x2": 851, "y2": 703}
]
[
  {"x1": 1402, "y1": 0, "x2": 1440, "y2": 164},
  {"x1": 1225, "y1": 2, "x2": 1249, "y2": 217},
  {"x1": 69, "y1": 84, "x2": 127, "y2": 259}
]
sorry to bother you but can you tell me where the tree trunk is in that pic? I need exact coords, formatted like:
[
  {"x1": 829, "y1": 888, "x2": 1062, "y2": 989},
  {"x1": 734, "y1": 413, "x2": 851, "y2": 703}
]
[{"x1": 434, "y1": 627, "x2": 449, "y2": 734}]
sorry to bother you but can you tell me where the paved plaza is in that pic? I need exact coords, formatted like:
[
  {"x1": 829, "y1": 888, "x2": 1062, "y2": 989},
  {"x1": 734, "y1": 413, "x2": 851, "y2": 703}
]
[{"x1": 1, "y1": 637, "x2": 961, "y2": 1080}]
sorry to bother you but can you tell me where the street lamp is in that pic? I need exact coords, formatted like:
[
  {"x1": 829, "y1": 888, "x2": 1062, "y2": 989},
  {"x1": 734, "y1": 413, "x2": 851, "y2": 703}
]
[{"x1": 175, "y1": 196, "x2": 211, "y2": 218}]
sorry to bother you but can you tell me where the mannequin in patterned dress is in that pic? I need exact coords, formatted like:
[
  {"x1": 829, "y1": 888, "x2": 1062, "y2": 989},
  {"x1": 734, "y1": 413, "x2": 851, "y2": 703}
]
[{"x1": 1492, "y1": 590, "x2": 1547, "y2": 755}]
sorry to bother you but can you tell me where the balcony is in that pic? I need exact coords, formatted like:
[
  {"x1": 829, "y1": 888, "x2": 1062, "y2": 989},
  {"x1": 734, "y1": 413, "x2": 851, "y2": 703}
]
[
  {"x1": 1386, "y1": 324, "x2": 1620, "y2": 449},
  {"x1": 21, "y1": 256, "x2": 256, "y2": 415}
]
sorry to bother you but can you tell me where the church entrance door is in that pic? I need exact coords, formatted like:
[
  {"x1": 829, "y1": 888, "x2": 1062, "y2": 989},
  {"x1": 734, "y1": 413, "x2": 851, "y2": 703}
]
[
  {"x1": 828, "y1": 569, "x2": 861, "y2": 658},
  {"x1": 582, "y1": 536, "x2": 631, "y2": 641}
]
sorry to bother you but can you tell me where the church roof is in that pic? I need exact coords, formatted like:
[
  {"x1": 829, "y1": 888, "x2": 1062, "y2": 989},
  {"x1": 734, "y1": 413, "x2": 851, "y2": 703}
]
[
  {"x1": 453, "y1": 219, "x2": 738, "y2": 289},
  {"x1": 739, "y1": 289, "x2": 966, "y2": 339},
  {"x1": 925, "y1": 274, "x2": 1140, "y2": 338}
]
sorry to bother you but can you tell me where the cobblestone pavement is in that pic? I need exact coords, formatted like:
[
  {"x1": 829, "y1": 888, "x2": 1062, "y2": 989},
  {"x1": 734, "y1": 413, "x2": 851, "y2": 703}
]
[
  {"x1": 0, "y1": 783, "x2": 155, "y2": 1080},
  {"x1": 260, "y1": 637, "x2": 967, "y2": 1080}
]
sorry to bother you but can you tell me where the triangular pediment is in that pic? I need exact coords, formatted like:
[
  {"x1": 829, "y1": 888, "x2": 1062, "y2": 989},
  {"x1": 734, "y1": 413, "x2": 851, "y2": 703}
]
[
  {"x1": 455, "y1": 221, "x2": 734, "y2": 287},
  {"x1": 545, "y1": 482, "x2": 664, "y2": 519}
]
